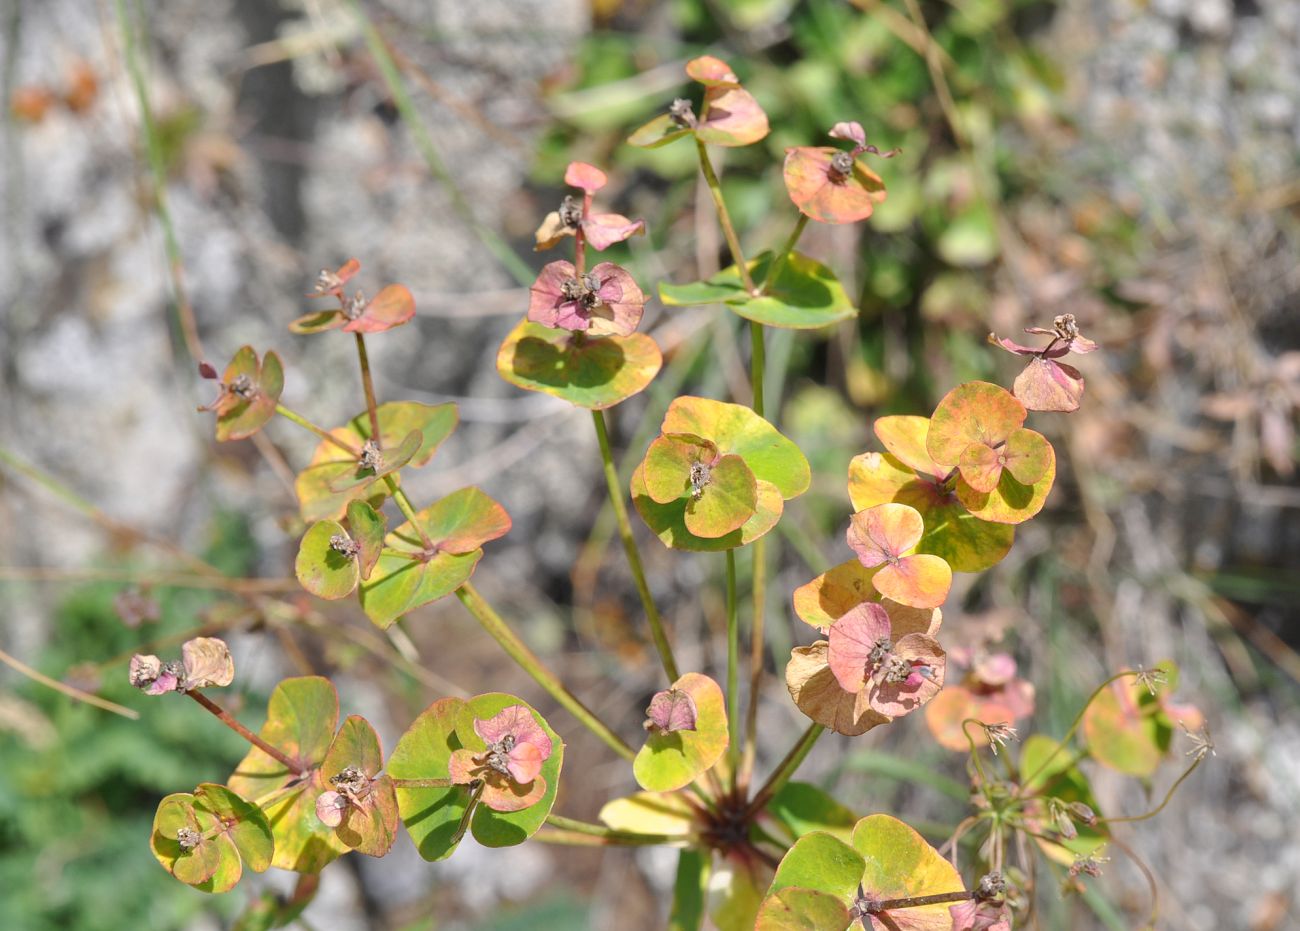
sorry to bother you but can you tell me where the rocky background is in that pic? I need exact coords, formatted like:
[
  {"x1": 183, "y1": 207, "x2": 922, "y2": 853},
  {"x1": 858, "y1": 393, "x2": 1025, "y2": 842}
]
[{"x1": 1, "y1": 0, "x2": 1297, "y2": 929}]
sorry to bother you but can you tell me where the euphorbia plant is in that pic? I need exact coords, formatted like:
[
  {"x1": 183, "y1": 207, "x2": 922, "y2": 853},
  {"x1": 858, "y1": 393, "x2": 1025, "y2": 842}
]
[{"x1": 115, "y1": 52, "x2": 1214, "y2": 931}]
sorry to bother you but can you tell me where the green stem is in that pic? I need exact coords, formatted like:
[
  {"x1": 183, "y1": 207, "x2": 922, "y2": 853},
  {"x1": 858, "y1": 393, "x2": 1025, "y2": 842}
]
[
  {"x1": 543, "y1": 814, "x2": 675, "y2": 846},
  {"x1": 761, "y1": 213, "x2": 809, "y2": 297},
  {"x1": 449, "y1": 781, "x2": 484, "y2": 847},
  {"x1": 113, "y1": 0, "x2": 204, "y2": 363},
  {"x1": 725, "y1": 549, "x2": 740, "y2": 783},
  {"x1": 455, "y1": 582, "x2": 634, "y2": 761},
  {"x1": 591, "y1": 410, "x2": 679, "y2": 682},
  {"x1": 275, "y1": 404, "x2": 359, "y2": 456},
  {"x1": 749, "y1": 322, "x2": 766, "y2": 416},
  {"x1": 186, "y1": 690, "x2": 303, "y2": 774},
  {"x1": 743, "y1": 723, "x2": 825, "y2": 819},
  {"x1": 383, "y1": 477, "x2": 436, "y2": 551},
  {"x1": 695, "y1": 139, "x2": 755, "y2": 293},
  {"x1": 740, "y1": 534, "x2": 766, "y2": 789},
  {"x1": 1017, "y1": 671, "x2": 1141, "y2": 793},
  {"x1": 1096, "y1": 754, "x2": 1206, "y2": 826},
  {"x1": 353, "y1": 333, "x2": 383, "y2": 445}
]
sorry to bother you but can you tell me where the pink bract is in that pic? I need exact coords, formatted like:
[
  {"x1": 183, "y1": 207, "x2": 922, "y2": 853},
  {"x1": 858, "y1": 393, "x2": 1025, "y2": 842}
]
[
  {"x1": 315, "y1": 790, "x2": 348, "y2": 827},
  {"x1": 783, "y1": 146, "x2": 887, "y2": 224},
  {"x1": 826, "y1": 603, "x2": 946, "y2": 718},
  {"x1": 564, "y1": 161, "x2": 607, "y2": 194},
  {"x1": 527, "y1": 260, "x2": 646, "y2": 337},
  {"x1": 474, "y1": 704, "x2": 553, "y2": 766},
  {"x1": 949, "y1": 899, "x2": 1012, "y2": 931}
]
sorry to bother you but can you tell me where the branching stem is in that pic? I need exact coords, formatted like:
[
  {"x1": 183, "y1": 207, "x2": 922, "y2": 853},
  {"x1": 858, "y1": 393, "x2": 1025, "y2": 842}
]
[
  {"x1": 186, "y1": 690, "x2": 303, "y2": 774},
  {"x1": 455, "y1": 582, "x2": 634, "y2": 761}
]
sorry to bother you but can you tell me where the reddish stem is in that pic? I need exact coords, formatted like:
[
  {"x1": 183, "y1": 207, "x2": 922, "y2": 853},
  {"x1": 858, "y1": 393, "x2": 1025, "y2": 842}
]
[{"x1": 186, "y1": 690, "x2": 304, "y2": 774}]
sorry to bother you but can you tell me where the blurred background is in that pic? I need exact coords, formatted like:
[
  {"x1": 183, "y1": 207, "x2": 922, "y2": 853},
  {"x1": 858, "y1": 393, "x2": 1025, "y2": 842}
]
[{"x1": 1, "y1": 0, "x2": 1298, "y2": 928}]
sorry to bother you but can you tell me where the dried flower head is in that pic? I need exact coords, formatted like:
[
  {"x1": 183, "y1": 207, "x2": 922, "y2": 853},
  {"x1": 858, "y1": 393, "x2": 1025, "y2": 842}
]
[
  {"x1": 528, "y1": 260, "x2": 646, "y2": 336},
  {"x1": 989, "y1": 313, "x2": 1098, "y2": 413},
  {"x1": 783, "y1": 120, "x2": 896, "y2": 224},
  {"x1": 448, "y1": 705, "x2": 554, "y2": 812},
  {"x1": 826, "y1": 603, "x2": 946, "y2": 718},
  {"x1": 175, "y1": 827, "x2": 203, "y2": 850},
  {"x1": 980, "y1": 721, "x2": 1019, "y2": 755},
  {"x1": 1181, "y1": 721, "x2": 1216, "y2": 762},
  {"x1": 534, "y1": 162, "x2": 646, "y2": 252},
  {"x1": 129, "y1": 637, "x2": 234, "y2": 695},
  {"x1": 643, "y1": 688, "x2": 698, "y2": 734}
]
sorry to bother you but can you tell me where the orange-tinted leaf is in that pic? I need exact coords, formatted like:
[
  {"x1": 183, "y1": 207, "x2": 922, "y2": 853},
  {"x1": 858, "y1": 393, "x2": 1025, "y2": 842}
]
[
  {"x1": 684, "y1": 454, "x2": 758, "y2": 538},
  {"x1": 685, "y1": 55, "x2": 739, "y2": 86},
  {"x1": 873, "y1": 554, "x2": 952, "y2": 609},
  {"x1": 785, "y1": 642, "x2": 889, "y2": 736},
  {"x1": 1001, "y1": 428, "x2": 1052, "y2": 486},
  {"x1": 782, "y1": 147, "x2": 886, "y2": 224},
  {"x1": 846, "y1": 502, "x2": 924, "y2": 566},
  {"x1": 342, "y1": 283, "x2": 415, "y2": 334},
  {"x1": 792, "y1": 560, "x2": 879, "y2": 633},
  {"x1": 874, "y1": 416, "x2": 945, "y2": 479},
  {"x1": 926, "y1": 382, "x2": 1026, "y2": 469},
  {"x1": 1014, "y1": 357, "x2": 1085, "y2": 413},
  {"x1": 696, "y1": 85, "x2": 769, "y2": 147},
  {"x1": 955, "y1": 445, "x2": 1055, "y2": 525}
]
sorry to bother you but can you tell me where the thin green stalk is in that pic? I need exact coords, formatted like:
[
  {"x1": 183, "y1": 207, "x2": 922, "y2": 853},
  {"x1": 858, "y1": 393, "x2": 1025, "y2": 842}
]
[
  {"x1": 543, "y1": 814, "x2": 675, "y2": 846},
  {"x1": 744, "y1": 723, "x2": 825, "y2": 818},
  {"x1": 347, "y1": 0, "x2": 532, "y2": 286},
  {"x1": 761, "y1": 213, "x2": 809, "y2": 297},
  {"x1": 740, "y1": 534, "x2": 766, "y2": 789},
  {"x1": 455, "y1": 582, "x2": 634, "y2": 761},
  {"x1": 695, "y1": 139, "x2": 755, "y2": 292},
  {"x1": 114, "y1": 0, "x2": 203, "y2": 362},
  {"x1": 749, "y1": 322, "x2": 766, "y2": 416},
  {"x1": 382, "y1": 477, "x2": 436, "y2": 551},
  {"x1": 591, "y1": 409, "x2": 679, "y2": 682},
  {"x1": 275, "y1": 404, "x2": 359, "y2": 455},
  {"x1": 353, "y1": 333, "x2": 383, "y2": 443},
  {"x1": 1017, "y1": 671, "x2": 1141, "y2": 793},
  {"x1": 725, "y1": 549, "x2": 740, "y2": 781}
]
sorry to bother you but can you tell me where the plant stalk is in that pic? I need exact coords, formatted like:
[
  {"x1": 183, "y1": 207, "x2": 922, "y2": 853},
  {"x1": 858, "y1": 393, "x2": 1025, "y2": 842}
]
[
  {"x1": 761, "y1": 213, "x2": 809, "y2": 297},
  {"x1": 725, "y1": 549, "x2": 740, "y2": 783},
  {"x1": 353, "y1": 332, "x2": 383, "y2": 444},
  {"x1": 455, "y1": 582, "x2": 635, "y2": 761},
  {"x1": 275, "y1": 404, "x2": 359, "y2": 455},
  {"x1": 186, "y1": 690, "x2": 303, "y2": 774},
  {"x1": 544, "y1": 814, "x2": 675, "y2": 846},
  {"x1": 591, "y1": 409, "x2": 679, "y2": 682},
  {"x1": 695, "y1": 139, "x2": 755, "y2": 292},
  {"x1": 744, "y1": 723, "x2": 825, "y2": 819}
]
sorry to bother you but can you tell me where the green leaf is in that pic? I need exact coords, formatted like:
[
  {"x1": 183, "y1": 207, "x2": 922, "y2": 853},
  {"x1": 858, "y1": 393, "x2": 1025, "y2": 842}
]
[
  {"x1": 226, "y1": 677, "x2": 348, "y2": 873},
  {"x1": 598, "y1": 791, "x2": 697, "y2": 837},
  {"x1": 634, "y1": 673, "x2": 729, "y2": 791},
  {"x1": 627, "y1": 113, "x2": 694, "y2": 148},
  {"x1": 669, "y1": 849, "x2": 711, "y2": 931},
  {"x1": 319, "y1": 715, "x2": 398, "y2": 857},
  {"x1": 295, "y1": 520, "x2": 360, "y2": 600},
  {"x1": 633, "y1": 465, "x2": 784, "y2": 551},
  {"x1": 766, "y1": 782, "x2": 857, "y2": 844},
  {"x1": 755, "y1": 887, "x2": 851, "y2": 931},
  {"x1": 455, "y1": 694, "x2": 564, "y2": 847},
  {"x1": 660, "y1": 396, "x2": 811, "y2": 499},
  {"x1": 294, "y1": 401, "x2": 458, "y2": 522},
  {"x1": 192, "y1": 783, "x2": 274, "y2": 874},
  {"x1": 359, "y1": 487, "x2": 510, "y2": 628},
  {"x1": 214, "y1": 347, "x2": 284, "y2": 442},
  {"x1": 327, "y1": 429, "x2": 424, "y2": 492},
  {"x1": 388, "y1": 697, "x2": 473, "y2": 862},
  {"x1": 496, "y1": 319, "x2": 663, "y2": 410},
  {"x1": 768, "y1": 831, "x2": 864, "y2": 899},
  {"x1": 150, "y1": 785, "x2": 273, "y2": 893},
  {"x1": 851, "y1": 814, "x2": 965, "y2": 927},
  {"x1": 660, "y1": 252, "x2": 856, "y2": 330},
  {"x1": 346, "y1": 500, "x2": 386, "y2": 581}
]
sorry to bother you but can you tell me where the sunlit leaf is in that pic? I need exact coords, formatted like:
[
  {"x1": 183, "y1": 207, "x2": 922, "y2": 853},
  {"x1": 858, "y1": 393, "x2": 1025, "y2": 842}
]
[
  {"x1": 660, "y1": 252, "x2": 857, "y2": 330},
  {"x1": 318, "y1": 715, "x2": 398, "y2": 857},
  {"x1": 496, "y1": 318, "x2": 662, "y2": 410},
  {"x1": 634, "y1": 673, "x2": 728, "y2": 792},
  {"x1": 295, "y1": 519, "x2": 360, "y2": 600},
  {"x1": 388, "y1": 697, "x2": 472, "y2": 862}
]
